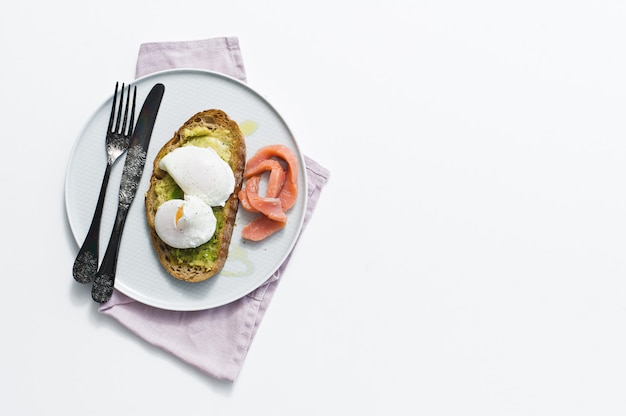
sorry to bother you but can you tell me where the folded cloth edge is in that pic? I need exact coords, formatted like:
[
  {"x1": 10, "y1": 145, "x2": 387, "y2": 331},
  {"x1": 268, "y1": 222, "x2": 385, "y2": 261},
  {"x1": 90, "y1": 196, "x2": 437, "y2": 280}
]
[{"x1": 135, "y1": 37, "x2": 247, "y2": 82}]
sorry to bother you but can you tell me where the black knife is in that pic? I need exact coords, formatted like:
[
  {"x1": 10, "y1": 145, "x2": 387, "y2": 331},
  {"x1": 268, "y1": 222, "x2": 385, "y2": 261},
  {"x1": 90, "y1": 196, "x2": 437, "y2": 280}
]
[{"x1": 91, "y1": 83, "x2": 165, "y2": 303}]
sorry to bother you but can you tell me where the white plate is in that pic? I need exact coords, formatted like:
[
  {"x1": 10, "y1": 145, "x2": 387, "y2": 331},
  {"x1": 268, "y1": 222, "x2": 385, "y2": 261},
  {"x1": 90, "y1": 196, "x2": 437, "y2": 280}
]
[{"x1": 65, "y1": 69, "x2": 307, "y2": 311}]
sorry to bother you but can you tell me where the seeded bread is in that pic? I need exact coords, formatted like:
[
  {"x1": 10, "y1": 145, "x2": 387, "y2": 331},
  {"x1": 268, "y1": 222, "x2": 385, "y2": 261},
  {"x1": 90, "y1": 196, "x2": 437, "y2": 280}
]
[{"x1": 145, "y1": 109, "x2": 246, "y2": 282}]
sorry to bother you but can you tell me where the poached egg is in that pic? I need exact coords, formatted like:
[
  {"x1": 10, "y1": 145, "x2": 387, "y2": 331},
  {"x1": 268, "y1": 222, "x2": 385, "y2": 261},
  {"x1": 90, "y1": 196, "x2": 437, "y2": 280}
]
[
  {"x1": 154, "y1": 195, "x2": 217, "y2": 249},
  {"x1": 159, "y1": 145, "x2": 235, "y2": 207}
]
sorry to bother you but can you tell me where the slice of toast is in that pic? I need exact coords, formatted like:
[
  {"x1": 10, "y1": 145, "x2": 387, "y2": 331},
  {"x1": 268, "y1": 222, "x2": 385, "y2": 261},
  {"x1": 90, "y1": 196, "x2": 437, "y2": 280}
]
[{"x1": 145, "y1": 109, "x2": 246, "y2": 282}]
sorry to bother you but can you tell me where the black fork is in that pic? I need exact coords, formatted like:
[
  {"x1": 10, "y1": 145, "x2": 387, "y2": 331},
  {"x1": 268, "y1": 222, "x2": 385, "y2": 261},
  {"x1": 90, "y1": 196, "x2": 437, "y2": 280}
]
[{"x1": 72, "y1": 83, "x2": 137, "y2": 284}]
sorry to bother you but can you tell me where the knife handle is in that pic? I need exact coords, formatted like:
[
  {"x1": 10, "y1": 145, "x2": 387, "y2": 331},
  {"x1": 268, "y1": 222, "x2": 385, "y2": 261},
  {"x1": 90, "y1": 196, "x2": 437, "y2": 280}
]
[{"x1": 91, "y1": 204, "x2": 131, "y2": 303}]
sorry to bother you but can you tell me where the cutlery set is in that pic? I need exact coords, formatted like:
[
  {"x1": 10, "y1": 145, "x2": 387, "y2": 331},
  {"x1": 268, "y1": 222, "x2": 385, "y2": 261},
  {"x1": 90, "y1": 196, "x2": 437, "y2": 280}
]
[{"x1": 72, "y1": 82, "x2": 165, "y2": 303}]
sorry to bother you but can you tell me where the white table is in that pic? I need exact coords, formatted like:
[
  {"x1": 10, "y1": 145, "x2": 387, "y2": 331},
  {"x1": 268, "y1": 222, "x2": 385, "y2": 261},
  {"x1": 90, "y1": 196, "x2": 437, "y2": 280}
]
[{"x1": 2, "y1": 1, "x2": 626, "y2": 414}]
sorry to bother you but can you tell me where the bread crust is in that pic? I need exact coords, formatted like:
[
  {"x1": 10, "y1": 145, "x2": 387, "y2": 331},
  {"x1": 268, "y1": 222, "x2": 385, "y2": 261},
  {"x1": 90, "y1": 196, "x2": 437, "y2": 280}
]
[{"x1": 145, "y1": 109, "x2": 246, "y2": 282}]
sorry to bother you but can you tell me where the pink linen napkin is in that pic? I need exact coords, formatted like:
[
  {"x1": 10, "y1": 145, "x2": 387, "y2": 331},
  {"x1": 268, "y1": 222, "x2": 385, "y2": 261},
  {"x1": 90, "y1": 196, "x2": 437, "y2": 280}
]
[{"x1": 98, "y1": 37, "x2": 329, "y2": 382}]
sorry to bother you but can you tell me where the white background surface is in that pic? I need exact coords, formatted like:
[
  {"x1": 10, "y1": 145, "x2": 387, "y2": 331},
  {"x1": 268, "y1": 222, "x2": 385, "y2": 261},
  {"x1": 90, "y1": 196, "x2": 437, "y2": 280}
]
[{"x1": 2, "y1": 1, "x2": 626, "y2": 415}]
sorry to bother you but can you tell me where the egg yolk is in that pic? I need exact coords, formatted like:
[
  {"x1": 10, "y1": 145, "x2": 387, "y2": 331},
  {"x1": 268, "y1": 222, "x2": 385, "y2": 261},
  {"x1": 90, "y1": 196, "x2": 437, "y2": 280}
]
[{"x1": 175, "y1": 205, "x2": 184, "y2": 225}]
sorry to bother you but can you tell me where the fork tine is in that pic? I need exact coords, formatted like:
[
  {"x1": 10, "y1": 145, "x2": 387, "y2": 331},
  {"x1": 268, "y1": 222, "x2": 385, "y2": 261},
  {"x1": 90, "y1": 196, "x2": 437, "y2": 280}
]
[
  {"x1": 114, "y1": 83, "x2": 125, "y2": 134},
  {"x1": 107, "y1": 82, "x2": 119, "y2": 133},
  {"x1": 120, "y1": 84, "x2": 131, "y2": 135},
  {"x1": 128, "y1": 86, "x2": 137, "y2": 135}
]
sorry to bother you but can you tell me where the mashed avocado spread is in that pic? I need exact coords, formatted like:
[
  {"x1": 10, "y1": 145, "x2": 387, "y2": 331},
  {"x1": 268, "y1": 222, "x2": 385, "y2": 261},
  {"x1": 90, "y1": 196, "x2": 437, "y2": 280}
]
[{"x1": 154, "y1": 127, "x2": 232, "y2": 267}]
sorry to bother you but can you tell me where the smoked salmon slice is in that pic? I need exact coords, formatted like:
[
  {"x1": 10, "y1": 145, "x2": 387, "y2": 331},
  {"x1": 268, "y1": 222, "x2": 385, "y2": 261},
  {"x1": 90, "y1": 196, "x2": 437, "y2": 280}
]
[
  {"x1": 238, "y1": 144, "x2": 299, "y2": 241},
  {"x1": 244, "y1": 159, "x2": 286, "y2": 198},
  {"x1": 244, "y1": 145, "x2": 298, "y2": 210},
  {"x1": 242, "y1": 175, "x2": 287, "y2": 223},
  {"x1": 241, "y1": 215, "x2": 287, "y2": 241}
]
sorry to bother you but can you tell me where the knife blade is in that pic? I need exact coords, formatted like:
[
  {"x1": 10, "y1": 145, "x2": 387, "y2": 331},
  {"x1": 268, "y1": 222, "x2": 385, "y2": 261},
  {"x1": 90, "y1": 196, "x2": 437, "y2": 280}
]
[{"x1": 91, "y1": 83, "x2": 165, "y2": 303}]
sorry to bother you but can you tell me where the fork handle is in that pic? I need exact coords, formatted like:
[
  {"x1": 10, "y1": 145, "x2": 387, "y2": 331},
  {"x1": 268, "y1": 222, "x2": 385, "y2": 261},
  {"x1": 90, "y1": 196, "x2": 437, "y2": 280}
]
[
  {"x1": 91, "y1": 203, "x2": 131, "y2": 303},
  {"x1": 72, "y1": 164, "x2": 113, "y2": 283}
]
